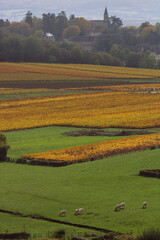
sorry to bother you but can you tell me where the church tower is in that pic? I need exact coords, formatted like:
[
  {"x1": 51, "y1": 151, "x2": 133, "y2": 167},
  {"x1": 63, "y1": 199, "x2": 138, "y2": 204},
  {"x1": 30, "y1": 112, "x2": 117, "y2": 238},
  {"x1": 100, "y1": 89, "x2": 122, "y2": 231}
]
[{"x1": 104, "y1": 7, "x2": 110, "y2": 25}]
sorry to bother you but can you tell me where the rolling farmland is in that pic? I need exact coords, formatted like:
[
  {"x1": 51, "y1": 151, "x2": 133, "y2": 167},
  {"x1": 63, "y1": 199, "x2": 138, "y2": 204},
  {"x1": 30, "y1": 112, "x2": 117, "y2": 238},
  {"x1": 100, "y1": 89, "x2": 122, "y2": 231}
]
[
  {"x1": 1, "y1": 63, "x2": 160, "y2": 238},
  {"x1": 1, "y1": 62, "x2": 160, "y2": 83},
  {"x1": 1, "y1": 92, "x2": 160, "y2": 131},
  {"x1": 0, "y1": 62, "x2": 158, "y2": 79}
]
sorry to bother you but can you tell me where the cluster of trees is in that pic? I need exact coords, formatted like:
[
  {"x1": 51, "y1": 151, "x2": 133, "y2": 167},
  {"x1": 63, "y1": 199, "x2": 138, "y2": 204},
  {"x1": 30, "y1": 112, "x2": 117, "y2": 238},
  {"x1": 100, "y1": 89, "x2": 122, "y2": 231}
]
[
  {"x1": 109, "y1": 44, "x2": 158, "y2": 68},
  {"x1": 95, "y1": 21, "x2": 160, "y2": 68},
  {"x1": 0, "y1": 30, "x2": 121, "y2": 65},
  {"x1": 1, "y1": 10, "x2": 160, "y2": 68},
  {"x1": 7, "y1": 11, "x2": 90, "y2": 40},
  {"x1": 0, "y1": 11, "x2": 122, "y2": 65}
]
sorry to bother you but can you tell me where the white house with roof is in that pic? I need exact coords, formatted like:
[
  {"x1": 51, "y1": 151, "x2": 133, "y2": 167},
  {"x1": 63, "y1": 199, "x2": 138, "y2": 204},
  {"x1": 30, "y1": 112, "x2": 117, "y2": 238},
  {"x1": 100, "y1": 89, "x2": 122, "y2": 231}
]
[{"x1": 43, "y1": 33, "x2": 55, "y2": 41}]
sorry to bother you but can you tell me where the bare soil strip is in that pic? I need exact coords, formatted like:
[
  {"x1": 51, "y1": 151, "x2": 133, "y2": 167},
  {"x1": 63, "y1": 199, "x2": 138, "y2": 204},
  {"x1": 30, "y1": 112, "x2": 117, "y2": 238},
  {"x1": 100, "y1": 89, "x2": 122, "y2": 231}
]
[
  {"x1": 62, "y1": 129, "x2": 152, "y2": 137},
  {"x1": 0, "y1": 209, "x2": 121, "y2": 235},
  {"x1": 0, "y1": 81, "x2": 129, "y2": 89}
]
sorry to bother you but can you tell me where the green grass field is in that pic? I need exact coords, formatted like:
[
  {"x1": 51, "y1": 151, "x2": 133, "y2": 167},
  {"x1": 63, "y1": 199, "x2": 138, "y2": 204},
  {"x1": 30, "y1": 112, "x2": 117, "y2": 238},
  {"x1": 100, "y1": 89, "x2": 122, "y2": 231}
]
[
  {"x1": 0, "y1": 212, "x2": 101, "y2": 238},
  {"x1": 1, "y1": 126, "x2": 160, "y2": 238},
  {"x1": 1, "y1": 148, "x2": 160, "y2": 236}
]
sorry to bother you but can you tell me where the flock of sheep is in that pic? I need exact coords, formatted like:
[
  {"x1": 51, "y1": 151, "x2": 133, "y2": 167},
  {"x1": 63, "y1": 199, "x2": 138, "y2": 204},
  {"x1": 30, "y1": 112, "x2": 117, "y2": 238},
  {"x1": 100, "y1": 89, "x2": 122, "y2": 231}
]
[
  {"x1": 59, "y1": 202, "x2": 148, "y2": 217},
  {"x1": 59, "y1": 208, "x2": 84, "y2": 217},
  {"x1": 114, "y1": 201, "x2": 147, "y2": 211}
]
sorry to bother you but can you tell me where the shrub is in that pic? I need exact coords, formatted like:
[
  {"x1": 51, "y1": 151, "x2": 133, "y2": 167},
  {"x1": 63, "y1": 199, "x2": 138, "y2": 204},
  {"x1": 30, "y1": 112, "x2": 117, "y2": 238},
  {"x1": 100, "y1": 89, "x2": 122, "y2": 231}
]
[
  {"x1": 53, "y1": 229, "x2": 66, "y2": 238},
  {"x1": 137, "y1": 228, "x2": 160, "y2": 240},
  {"x1": 0, "y1": 132, "x2": 10, "y2": 161}
]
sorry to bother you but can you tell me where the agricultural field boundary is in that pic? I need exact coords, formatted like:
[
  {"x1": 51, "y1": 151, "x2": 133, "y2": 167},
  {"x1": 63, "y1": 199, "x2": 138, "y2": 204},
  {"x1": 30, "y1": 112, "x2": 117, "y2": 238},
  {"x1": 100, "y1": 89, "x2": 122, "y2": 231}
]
[
  {"x1": 20, "y1": 133, "x2": 160, "y2": 166},
  {"x1": 0, "y1": 209, "x2": 121, "y2": 235}
]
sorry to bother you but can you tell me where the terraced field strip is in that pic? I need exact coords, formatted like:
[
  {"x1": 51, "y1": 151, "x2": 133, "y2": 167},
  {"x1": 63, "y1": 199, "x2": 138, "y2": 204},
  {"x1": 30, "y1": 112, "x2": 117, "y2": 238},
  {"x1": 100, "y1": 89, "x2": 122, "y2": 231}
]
[
  {"x1": 24, "y1": 62, "x2": 160, "y2": 78},
  {"x1": 68, "y1": 83, "x2": 160, "y2": 92},
  {"x1": 1, "y1": 92, "x2": 160, "y2": 131},
  {"x1": 21, "y1": 133, "x2": 160, "y2": 165},
  {"x1": 0, "y1": 88, "x2": 56, "y2": 95},
  {"x1": 0, "y1": 209, "x2": 120, "y2": 235},
  {"x1": 1, "y1": 63, "x2": 160, "y2": 80}
]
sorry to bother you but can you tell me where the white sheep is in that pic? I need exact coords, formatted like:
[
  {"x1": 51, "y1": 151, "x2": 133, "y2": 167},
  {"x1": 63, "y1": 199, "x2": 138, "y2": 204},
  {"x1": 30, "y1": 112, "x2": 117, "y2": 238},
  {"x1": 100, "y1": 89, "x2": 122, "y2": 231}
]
[
  {"x1": 120, "y1": 202, "x2": 126, "y2": 209},
  {"x1": 74, "y1": 209, "x2": 80, "y2": 215},
  {"x1": 75, "y1": 208, "x2": 84, "y2": 215},
  {"x1": 142, "y1": 202, "x2": 148, "y2": 209},
  {"x1": 115, "y1": 204, "x2": 121, "y2": 211},
  {"x1": 59, "y1": 210, "x2": 67, "y2": 216},
  {"x1": 78, "y1": 208, "x2": 84, "y2": 214}
]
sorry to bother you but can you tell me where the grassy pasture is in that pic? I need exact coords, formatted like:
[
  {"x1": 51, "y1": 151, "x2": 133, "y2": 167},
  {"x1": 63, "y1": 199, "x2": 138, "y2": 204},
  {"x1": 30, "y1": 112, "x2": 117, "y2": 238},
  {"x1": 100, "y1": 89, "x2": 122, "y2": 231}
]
[
  {"x1": 1, "y1": 148, "x2": 160, "y2": 236},
  {"x1": 1, "y1": 126, "x2": 160, "y2": 237},
  {"x1": 0, "y1": 212, "x2": 100, "y2": 238}
]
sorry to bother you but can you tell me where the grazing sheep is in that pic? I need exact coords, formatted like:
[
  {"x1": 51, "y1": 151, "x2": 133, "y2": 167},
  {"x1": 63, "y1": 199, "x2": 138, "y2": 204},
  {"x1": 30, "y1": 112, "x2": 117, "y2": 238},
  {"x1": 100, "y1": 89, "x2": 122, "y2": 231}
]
[
  {"x1": 59, "y1": 210, "x2": 67, "y2": 216},
  {"x1": 74, "y1": 208, "x2": 84, "y2": 215},
  {"x1": 115, "y1": 204, "x2": 121, "y2": 211},
  {"x1": 74, "y1": 209, "x2": 80, "y2": 215},
  {"x1": 120, "y1": 202, "x2": 126, "y2": 209},
  {"x1": 142, "y1": 202, "x2": 148, "y2": 209},
  {"x1": 78, "y1": 208, "x2": 84, "y2": 214}
]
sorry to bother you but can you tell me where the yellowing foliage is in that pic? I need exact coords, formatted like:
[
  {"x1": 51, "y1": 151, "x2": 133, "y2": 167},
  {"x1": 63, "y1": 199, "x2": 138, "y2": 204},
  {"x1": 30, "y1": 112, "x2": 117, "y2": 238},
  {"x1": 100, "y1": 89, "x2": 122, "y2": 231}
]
[
  {"x1": 1, "y1": 62, "x2": 160, "y2": 81},
  {"x1": 21, "y1": 133, "x2": 160, "y2": 164},
  {"x1": 1, "y1": 92, "x2": 160, "y2": 131},
  {"x1": 0, "y1": 88, "x2": 55, "y2": 95}
]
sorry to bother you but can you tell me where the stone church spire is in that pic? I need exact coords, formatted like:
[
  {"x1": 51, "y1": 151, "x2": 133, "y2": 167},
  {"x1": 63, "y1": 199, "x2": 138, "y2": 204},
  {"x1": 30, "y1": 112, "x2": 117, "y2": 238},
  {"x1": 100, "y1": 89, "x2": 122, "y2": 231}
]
[{"x1": 104, "y1": 7, "x2": 110, "y2": 25}]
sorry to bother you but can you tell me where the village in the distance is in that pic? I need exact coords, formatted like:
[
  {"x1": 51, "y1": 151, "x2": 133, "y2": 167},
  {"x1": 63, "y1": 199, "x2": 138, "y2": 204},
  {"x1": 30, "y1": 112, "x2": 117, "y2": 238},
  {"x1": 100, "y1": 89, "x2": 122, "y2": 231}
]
[{"x1": 0, "y1": 7, "x2": 160, "y2": 68}]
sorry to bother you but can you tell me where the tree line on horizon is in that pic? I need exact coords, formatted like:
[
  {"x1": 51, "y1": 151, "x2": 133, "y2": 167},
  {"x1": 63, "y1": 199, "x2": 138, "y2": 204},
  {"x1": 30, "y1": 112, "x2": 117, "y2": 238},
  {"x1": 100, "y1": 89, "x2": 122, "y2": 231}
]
[{"x1": 0, "y1": 11, "x2": 160, "y2": 68}]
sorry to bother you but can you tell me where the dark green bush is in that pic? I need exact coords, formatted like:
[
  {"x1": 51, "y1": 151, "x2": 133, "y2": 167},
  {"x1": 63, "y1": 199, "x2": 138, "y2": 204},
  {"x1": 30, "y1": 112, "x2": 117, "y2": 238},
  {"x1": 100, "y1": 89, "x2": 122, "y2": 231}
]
[
  {"x1": 0, "y1": 132, "x2": 7, "y2": 145},
  {"x1": 53, "y1": 229, "x2": 66, "y2": 238},
  {"x1": 137, "y1": 228, "x2": 160, "y2": 240},
  {"x1": 0, "y1": 132, "x2": 10, "y2": 161}
]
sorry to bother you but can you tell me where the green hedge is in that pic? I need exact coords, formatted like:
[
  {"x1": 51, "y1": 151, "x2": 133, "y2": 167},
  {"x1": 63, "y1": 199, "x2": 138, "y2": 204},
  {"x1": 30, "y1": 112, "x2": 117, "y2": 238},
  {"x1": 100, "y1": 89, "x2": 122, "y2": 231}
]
[{"x1": 0, "y1": 132, "x2": 10, "y2": 161}]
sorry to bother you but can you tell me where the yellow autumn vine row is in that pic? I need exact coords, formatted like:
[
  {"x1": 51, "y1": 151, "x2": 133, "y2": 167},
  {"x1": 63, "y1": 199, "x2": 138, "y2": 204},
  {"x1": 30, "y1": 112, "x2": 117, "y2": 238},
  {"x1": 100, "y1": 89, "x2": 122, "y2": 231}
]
[
  {"x1": 1, "y1": 92, "x2": 160, "y2": 131},
  {"x1": 1, "y1": 62, "x2": 160, "y2": 80},
  {"x1": 21, "y1": 133, "x2": 160, "y2": 164}
]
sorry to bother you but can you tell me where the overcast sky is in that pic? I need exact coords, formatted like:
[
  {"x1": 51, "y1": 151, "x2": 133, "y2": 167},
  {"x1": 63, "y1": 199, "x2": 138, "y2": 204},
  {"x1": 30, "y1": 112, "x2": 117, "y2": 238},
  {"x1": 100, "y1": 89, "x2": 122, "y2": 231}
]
[{"x1": 0, "y1": 0, "x2": 160, "y2": 26}]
